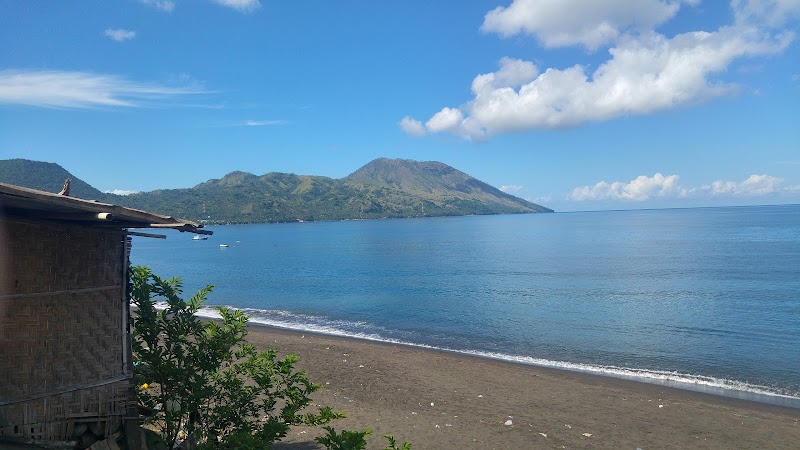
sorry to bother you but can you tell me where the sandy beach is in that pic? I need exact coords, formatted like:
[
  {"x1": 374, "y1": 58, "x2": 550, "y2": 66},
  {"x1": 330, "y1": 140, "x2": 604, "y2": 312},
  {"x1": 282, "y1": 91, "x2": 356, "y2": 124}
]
[{"x1": 245, "y1": 324, "x2": 800, "y2": 449}]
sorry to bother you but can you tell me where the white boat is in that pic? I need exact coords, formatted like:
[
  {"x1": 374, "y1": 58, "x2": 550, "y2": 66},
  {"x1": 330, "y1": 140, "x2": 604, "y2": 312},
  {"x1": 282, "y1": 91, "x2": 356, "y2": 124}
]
[
  {"x1": 219, "y1": 244, "x2": 229, "y2": 248},
  {"x1": 192, "y1": 235, "x2": 208, "y2": 240}
]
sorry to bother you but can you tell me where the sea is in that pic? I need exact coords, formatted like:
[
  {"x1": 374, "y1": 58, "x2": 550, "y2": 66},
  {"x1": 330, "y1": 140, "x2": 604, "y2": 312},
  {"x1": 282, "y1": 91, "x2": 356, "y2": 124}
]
[{"x1": 130, "y1": 205, "x2": 800, "y2": 408}]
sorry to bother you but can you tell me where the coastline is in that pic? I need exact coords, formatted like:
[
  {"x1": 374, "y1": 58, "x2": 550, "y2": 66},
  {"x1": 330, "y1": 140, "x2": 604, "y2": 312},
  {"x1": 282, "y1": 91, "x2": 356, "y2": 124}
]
[
  {"x1": 245, "y1": 323, "x2": 800, "y2": 449},
  {"x1": 196, "y1": 306, "x2": 800, "y2": 408}
]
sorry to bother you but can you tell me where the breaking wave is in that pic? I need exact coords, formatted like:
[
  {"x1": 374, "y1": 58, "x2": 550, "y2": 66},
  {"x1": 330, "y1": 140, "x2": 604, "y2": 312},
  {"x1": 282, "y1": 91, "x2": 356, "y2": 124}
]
[{"x1": 152, "y1": 302, "x2": 800, "y2": 409}]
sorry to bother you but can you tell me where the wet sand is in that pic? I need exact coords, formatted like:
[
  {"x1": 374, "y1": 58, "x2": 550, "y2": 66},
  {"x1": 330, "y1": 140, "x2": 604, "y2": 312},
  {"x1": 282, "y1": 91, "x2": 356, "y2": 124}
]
[{"x1": 247, "y1": 325, "x2": 800, "y2": 449}]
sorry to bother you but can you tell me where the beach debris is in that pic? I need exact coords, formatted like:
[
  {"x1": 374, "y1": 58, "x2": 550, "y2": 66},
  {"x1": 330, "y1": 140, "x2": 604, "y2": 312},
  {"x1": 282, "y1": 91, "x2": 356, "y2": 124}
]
[
  {"x1": 565, "y1": 424, "x2": 572, "y2": 429},
  {"x1": 445, "y1": 424, "x2": 452, "y2": 427},
  {"x1": 326, "y1": 347, "x2": 330, "y2": 350},
  {"x1": 359, "y1": 364, "x2": 365, "y2": 368},
  {"x1": 538, "y1": 433, "x2": 547, "y2": 438},
  {"x1": 343, "y1": 353, "x2": 349, "y2": 356},
  {"x1": 582, "y1": 433, "x2": 593, "y2": 438},
  {"x1": 343, "y1": 359, "x2": 347, "y2": 362},
  {"x1": 659, "y1": 404, "x2": 664, "y2": 408},
  {"x1": 431, "y1": 402, "x2": 435, "y2": 406},
  {"x1": 435, "y1": 424, "x2": 440, "y2": 428},
  {"x1": 411, "y1": 411, "x2": 417, "y2": 415},
  {"x1": 504, "y1": 419, "x2": 513, "y2": 426}
]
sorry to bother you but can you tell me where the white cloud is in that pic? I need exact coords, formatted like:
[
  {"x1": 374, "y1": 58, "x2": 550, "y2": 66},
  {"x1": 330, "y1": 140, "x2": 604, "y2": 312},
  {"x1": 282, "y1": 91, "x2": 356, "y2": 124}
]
[
  {"x1": 412, "y1": 26, "x2": 791, "y2": 138},
  {"x1": 245, "y1": 119, "x2": 289, "y2": 126},
  {"x1": 404, "y1": 0, "x2": 797, "y2": 139},
  {"x1": 570, "y1": 173, "x2": 799, "y2": 202},
  {"x1": 104, "y1": 28, "x2": 136, "y2": 42},
  {"x1": 500, "y1": 184, "x2": 524, "y2": 194},
  {"x1": 0, "y1": 70, "x2": 207, "y2": 109},
  {"x1": 570, "y1": 173, "x2": 686, "y2": 201},
  {"x1": 213, "y1": 0, "x2": 261, "y2": 13},
  {"x1": 139, "y1": 0, "x2": 175, "y2": 12},
  {"x1": 472, "y1": 57, "x2": 539, "y2": 93},
  {"x1": 425, "y1": 107, "x2": 465, "y2": 134},
  {"x1": 704, "y1": 174, "x2": 785, "y2": 196},
  {"x1": 732, "y1": 0, "x2": 800, "y2": 27},
  {"x1": 105, "y1": 189, "x2": 139, "y2": 196},
  {"x1": 139, "y1": 0, "x2": 266, "y2": 13},
  {"x1": 482, "y1": 0, "x2": 692, "y2": 51},
  {"x1": 399, "y1": 116, "x2": 426, "y2": 137}
]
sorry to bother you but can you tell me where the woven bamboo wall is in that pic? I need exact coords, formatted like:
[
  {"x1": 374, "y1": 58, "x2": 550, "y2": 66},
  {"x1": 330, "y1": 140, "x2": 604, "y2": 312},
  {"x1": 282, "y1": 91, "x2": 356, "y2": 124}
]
[{"x1": 0, "y1": 219, "x2": 134, "y2": 441}]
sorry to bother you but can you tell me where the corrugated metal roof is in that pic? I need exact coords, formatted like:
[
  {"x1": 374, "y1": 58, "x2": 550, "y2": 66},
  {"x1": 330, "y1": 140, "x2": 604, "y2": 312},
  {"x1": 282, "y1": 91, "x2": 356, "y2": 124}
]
[{"x1": 0, "y1": 182, "x2": 212, "y2": 235}]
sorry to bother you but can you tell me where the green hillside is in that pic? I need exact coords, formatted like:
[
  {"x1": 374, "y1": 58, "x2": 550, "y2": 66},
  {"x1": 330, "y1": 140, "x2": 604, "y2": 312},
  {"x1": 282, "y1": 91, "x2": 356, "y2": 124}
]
[
  {"x1": 346, "y1": 158, "x2": 551, "y2": 212},
  {"x1": 0, "y1": 158, "x2": 553, "y2": 223},
  {"x1": 0, "y1": 159, "x2": 109, "y2": 201}
]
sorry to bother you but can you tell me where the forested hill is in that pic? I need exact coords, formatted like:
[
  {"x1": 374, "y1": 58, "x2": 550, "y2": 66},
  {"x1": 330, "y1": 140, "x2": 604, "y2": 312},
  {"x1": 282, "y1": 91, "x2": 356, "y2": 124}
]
[
  {"x1": 346, "y1": 158, "x2": 543, "y2": 212},
  {"x1": 0, "y1": 159, "x2": 109, "y2": 201},
  {"x1": 0, "y1": 158, "x2": 553, "y2": 223}
]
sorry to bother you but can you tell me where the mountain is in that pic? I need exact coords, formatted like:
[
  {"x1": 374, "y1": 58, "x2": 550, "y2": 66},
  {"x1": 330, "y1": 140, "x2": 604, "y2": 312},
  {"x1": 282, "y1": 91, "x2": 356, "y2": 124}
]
[
  {"x1": 0, "y1": 159, "x2": 109, "y2": 201},
  {"x1": 0, "y1": 158, "x2": 552, "y2": 223},
  {"x1": 346, "y1": 158, "x2": 548, "y2": 213}
]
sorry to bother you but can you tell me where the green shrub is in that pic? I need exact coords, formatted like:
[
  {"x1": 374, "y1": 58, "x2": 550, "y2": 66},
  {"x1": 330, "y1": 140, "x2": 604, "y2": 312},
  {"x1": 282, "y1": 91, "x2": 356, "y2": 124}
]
[
  {"x1": 314, "y1": 426, "x2": 372, "y2": 450},
  {"x1": 314, "y1": 427, "x2": 412, "y2": 450},
  {"x1": 130, "y1": 266, "x2": 343, "y2": 448}
]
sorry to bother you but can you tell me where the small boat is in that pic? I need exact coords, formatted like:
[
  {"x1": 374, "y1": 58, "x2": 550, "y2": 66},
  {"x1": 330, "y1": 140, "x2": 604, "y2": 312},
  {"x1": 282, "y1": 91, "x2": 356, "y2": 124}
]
[
  {"x1": 219, "y1": 244, "x2": 229, "y2": 248},
  {"x1": 192, "y1": 235, "x2": 208, "y2": 240}
]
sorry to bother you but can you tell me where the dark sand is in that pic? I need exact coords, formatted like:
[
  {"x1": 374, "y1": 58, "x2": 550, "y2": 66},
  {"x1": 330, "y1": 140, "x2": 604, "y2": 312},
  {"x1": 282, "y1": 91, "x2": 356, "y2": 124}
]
[{"x1": 248, "y1": 325, "x2": 799, "y2": 449}]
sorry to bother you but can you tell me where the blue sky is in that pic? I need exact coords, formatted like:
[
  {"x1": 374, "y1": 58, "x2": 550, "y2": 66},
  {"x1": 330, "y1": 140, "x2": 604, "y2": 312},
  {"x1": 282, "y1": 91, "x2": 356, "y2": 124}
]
[{"x1": 1, "y1": 0, "x2": 798, "y2": 212}]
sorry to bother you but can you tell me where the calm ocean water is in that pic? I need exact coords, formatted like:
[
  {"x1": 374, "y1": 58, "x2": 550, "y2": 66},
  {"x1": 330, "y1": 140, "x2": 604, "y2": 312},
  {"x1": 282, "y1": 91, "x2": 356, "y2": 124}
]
[{"x1": 131, "y1": 205, "x2": 800, "y2": 407}]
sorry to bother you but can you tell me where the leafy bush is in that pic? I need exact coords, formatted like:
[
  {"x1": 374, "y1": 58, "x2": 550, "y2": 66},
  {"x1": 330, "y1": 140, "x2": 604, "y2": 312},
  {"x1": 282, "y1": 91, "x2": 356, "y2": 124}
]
[
  {"x1": 314, "y1": 427, "x2": 412, "y2": 450},
  {"x1": 130, "y1": 266, "x2": 343, "y2": 448},
  {"x1": 314, "y1": 426, "x2": 372, "y2": 450}
]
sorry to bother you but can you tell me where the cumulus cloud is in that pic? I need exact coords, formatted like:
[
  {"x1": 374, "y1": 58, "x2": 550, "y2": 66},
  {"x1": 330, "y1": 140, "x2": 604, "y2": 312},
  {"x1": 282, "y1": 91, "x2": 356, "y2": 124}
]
[
  {"x1": 399, "y1": 116, "x2": 426, "y2": 137},
  {"x1": 482, "y1": 0, "x2": 691, "y2": 51},
  {"x1": 500, "y1": 184, "x2": 524, "y2": 193},
  {"x1": 412, "y1": 28, "x2": 791, "y2": 138},
  {"x1": 404, "y1": 0, "x2": 798, "y2": 139},
  {"x1": 139, "y1": 0, "x2": 175, "y2": 12},
  {"x1": 213, "y1": 0, "x2": 261, "y2": 13},
  {"x1": 0, "y1": 70, "x2": 207, "y2": 109},
  {"x1": 570, "y1": 173, "x2": 686, "y2": 201},
  {"x1": 704, "y1": 174, "x2": 786, "y2": 196},
  {"x1": 425, "y1": 107, "x2": 465, "y2": 134},
  {"x1": 570, "y1": 173, "x2": 800, "y2": 202},
  {"x1": 105, "y1": 189, "x2": 139, "y2": 196},
  {"x1": 104, "y1": 28, "x2": 136, "y2": 42}
]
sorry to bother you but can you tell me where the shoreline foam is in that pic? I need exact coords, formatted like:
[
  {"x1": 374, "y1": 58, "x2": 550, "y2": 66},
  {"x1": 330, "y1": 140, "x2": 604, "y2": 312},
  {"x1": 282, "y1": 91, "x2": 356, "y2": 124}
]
[
  {"x1": 243, "y1": 321, "x2": 800, "y2": 449},
  {"x1": 186, "y1": 303, "x2": 800, "y2": 410}
]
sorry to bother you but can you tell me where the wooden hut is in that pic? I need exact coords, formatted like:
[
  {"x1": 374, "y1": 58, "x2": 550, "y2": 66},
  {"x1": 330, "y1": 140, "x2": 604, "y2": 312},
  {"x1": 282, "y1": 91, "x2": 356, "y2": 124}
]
[{"x1": 0, "y1": 182, "x2": 211, "y2": 448}]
